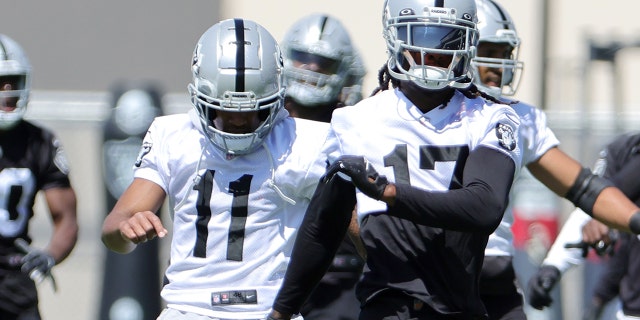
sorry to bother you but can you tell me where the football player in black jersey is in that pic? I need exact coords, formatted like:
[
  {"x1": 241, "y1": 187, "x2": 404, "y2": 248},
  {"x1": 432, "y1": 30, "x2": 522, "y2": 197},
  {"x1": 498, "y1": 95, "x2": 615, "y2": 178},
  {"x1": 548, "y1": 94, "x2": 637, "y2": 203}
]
[
  {"x1": 0, "y1": 34, "x2": 78, "y2": 320},
  {"x1": 528, "y1": 133, "x2": 640, "y2": 319}
]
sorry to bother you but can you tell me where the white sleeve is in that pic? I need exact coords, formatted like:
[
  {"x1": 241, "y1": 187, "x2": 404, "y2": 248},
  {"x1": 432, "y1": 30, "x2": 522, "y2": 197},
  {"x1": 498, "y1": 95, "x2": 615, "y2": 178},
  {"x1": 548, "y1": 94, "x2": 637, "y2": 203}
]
[
  {"x1": 541, "y1": 208, "x2": 592, "y2": 273},
  {"x1": 133, "y1": 119, "x2": 167, "y2": 192}
]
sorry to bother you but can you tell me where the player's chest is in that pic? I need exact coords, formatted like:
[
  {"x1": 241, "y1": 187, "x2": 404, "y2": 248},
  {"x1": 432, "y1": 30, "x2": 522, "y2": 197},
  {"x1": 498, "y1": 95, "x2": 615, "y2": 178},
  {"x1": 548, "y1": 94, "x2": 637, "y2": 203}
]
[{"x1": 175, "y1": 157, "x2": 294, "y2": 215}]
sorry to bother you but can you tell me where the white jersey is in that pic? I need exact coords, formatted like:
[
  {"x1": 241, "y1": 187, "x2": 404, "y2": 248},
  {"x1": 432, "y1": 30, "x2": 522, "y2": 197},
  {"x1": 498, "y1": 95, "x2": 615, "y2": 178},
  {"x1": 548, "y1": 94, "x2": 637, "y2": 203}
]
[
  {"x1": 134, "y1": 109, "x2": 330, "y2": 319},
  {"x1": 485, "y1": 100, "x2": 560, "y2": 257},
  {"x1": 324, "y1": 88, "x2": 522, "y2": 220}
]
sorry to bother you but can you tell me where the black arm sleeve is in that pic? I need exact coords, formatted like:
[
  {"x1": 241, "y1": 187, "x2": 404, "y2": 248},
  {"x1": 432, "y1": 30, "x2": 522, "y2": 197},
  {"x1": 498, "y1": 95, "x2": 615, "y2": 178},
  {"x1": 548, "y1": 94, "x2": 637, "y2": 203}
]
[
  {"x1": 386, "y1": 146, "x2": 516, "y2": 233},
  {"x1": 272, "y1": 175, "x2": 357, "y2": 315}
]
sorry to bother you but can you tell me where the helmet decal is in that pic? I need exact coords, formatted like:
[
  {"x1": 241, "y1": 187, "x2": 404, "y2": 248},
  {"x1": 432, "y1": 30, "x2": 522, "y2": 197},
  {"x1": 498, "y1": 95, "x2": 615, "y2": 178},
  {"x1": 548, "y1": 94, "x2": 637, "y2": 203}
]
[{"x1": 232, "y1": 18, "x2": 247, "y2": 92}]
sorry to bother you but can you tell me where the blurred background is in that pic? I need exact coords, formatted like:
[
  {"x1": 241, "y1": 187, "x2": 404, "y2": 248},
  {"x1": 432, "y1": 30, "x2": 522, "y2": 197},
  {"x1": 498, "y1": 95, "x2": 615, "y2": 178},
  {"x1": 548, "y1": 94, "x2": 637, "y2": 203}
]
[{"x1": 2, "y1": 1, "x2": 640, "y2": 319}]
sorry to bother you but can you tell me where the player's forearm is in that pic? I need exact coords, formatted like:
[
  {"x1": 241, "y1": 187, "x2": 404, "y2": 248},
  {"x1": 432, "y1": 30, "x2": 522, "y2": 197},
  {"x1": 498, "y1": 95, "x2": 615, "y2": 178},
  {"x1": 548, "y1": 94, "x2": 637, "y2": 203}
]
[
  {"x1": 101, "y1": 215, "x2": 136, "y2": 254},
  {"x1": 48, "y1": 217, "x2": 79, "y2": 263},
  {"x1": 44, "y1": 187, "x2": 79, "y2": 262},
  {"x1": 591, "y1": 187, "x2": 636, "y2": 233}
]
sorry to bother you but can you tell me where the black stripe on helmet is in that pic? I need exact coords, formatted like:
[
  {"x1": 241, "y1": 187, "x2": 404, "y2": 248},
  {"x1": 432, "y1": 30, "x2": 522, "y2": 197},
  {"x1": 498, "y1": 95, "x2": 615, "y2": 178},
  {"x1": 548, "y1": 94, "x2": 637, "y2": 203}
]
[
  {"x1": 0, "y1": 37, "x2": 6, "y2": 61},
  {"x1": 319, "y1": 15, "x2": 329, "y2": 40},
  {"x1": 489, "y1": 0, "x2": 510, "y2": 30},
  {"x1": 233, "y1": 19, "x2": 246, "y2": 92}
]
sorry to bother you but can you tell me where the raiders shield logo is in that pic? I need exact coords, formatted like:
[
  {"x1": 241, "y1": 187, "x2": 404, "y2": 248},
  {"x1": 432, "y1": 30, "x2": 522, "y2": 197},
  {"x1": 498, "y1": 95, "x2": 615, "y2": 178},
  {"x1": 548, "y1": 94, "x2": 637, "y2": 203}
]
[
  {"x1": 135, "y1": 141, "x2": 153, "y2": 167},
  {"x1": 495, "y1": 123, "x2": 516, "y2": 151}
]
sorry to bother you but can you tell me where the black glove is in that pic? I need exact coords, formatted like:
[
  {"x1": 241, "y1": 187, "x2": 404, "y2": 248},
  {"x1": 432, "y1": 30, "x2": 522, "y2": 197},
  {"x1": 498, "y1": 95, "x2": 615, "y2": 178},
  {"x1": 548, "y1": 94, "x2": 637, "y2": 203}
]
[
  {"x1": 322, "y1": 156, "x2": 388, "y2": 200},
  {"x1": 16, "y1": 240, "x2": 55, "y2": 283},
  {"x1": 527, "y1": 265, "x2": 560, "y2": 310}
]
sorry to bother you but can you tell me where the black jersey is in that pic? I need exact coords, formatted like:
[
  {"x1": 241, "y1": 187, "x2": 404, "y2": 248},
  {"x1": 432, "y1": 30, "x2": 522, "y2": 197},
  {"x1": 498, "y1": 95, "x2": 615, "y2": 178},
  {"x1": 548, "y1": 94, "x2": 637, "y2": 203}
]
[
  {"x1": 0, "y1": 120, "x2": 71, "y2": 254},
  {"x1": 600, "y1": 132, "x2": 640, "y2": 201},
  {"x1": 590, "y1": 132, "x2": 640, "y2": 316}
]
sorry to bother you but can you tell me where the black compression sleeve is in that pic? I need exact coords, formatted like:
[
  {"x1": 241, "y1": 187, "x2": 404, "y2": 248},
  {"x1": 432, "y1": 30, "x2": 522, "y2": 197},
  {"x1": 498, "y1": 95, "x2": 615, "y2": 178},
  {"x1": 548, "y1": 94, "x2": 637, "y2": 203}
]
[
  {"x1": 272, "y1": 175, "x2": 356, "y2": 315},
  {"x1": 565, "y1": 168, "x2": 613, "y2": 216},
  {"x1": 386, "y1": 146, "x2": 516, "y2": 233}
]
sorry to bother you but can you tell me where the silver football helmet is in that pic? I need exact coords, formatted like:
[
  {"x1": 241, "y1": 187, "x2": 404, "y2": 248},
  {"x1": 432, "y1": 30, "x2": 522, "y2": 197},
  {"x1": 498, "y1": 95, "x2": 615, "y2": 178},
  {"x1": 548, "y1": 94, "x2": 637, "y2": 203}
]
[
  {"x1": 281, "y1": 13, "x2": 357, "y2": 107},
  {"x1": 471, "y1": 0, "x2": 523, "y2": 96},
  {"x1": 0, "y1": 34, "x2": 31, "y2": 130},
  {"x1": 340, "y1": 48, "x2": 367, "y2": 106},
  {"x1": 383, "y1": 0, "x2": 479, "y2": 90},
  {"x1": 188, "y1": 18, "x2": 285, "y2": 155}
]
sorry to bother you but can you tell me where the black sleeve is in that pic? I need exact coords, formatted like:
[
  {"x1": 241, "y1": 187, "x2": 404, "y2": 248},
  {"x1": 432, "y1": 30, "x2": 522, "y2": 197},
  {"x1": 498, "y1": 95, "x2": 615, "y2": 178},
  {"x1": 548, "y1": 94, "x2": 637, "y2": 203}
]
[
  {"x1": 272, "y1": 175, "x2": 357, "y2": 315},
  {"x1": 592, "y1": 232, "x2": 630, "y2": 303},
  {"x1": 386, "y1": 146, "x2": 515, "y2": 234},
  {"x1": 39, "y1": 128, "x2": 71, "y2": 190}
]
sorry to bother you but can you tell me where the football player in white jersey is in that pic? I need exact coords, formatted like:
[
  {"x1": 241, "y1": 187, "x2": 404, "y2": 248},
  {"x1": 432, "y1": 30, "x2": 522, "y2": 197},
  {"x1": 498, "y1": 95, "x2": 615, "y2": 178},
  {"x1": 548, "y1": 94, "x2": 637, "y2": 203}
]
[
  {"x1": 280, "y1": 13, "x2": 366, "y2": 320},
  {"x1": 101, "y1": 19, "x2": 331, "y2": 320},
  {"x1": 470, "y1": 1, "x2": 640, "y2": 318},
  {"x1": 268, "y1": 0, "x2": 525, "y2": 318}
]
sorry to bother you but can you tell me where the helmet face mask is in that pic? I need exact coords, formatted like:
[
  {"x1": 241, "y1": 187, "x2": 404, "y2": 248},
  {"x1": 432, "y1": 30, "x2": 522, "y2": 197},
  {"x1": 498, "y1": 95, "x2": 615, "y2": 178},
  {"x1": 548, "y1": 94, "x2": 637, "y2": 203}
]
[
  {"x1": 471, "y1": 0, "x2": 524, "y2": 96},
  {"x1": 189, "y1": 19, "x2": 285, "y2": 155},
  {"x1": 340, "y1": 49, "x2": 367, "y2": 106},
  {"x1": 282, "y1": 14, "x2": 359, "y2": 107},
  {"x1": 0, "y1": 34, "x2": 31, "y2": 130},
  {"x1": 383, "y1": 0, "x2": 479, "y2": 90}
]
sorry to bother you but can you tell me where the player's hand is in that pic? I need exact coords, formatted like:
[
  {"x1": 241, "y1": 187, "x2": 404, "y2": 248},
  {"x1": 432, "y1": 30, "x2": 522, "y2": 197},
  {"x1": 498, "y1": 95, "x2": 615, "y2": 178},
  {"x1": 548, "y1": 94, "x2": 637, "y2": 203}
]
[
  {"x1": 118, "y1": 211, "x2": 167, "y2": 245},
  {"x1": 582, "y1": 219, "x2": 610, "y2": 244},
  {"x1": 15, "y1": 240, "x2": 55, "y2": 282},
  {"x1": 582, "y1": 219, "x2": 617, "y2": 256},
  {"x1": 527, "y1": 265, "x2": 560, "y2": 310},
  {"x1": 323, "y1": 156, "x2": 388, "y2": 200}
]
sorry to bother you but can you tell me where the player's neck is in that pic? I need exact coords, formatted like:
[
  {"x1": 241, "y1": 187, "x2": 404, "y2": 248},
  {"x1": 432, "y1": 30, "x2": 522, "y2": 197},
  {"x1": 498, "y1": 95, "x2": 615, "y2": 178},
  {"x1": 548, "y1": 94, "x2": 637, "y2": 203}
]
[{"x1": 401, "y1": 85, "x2": 454, "y2": 113}]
